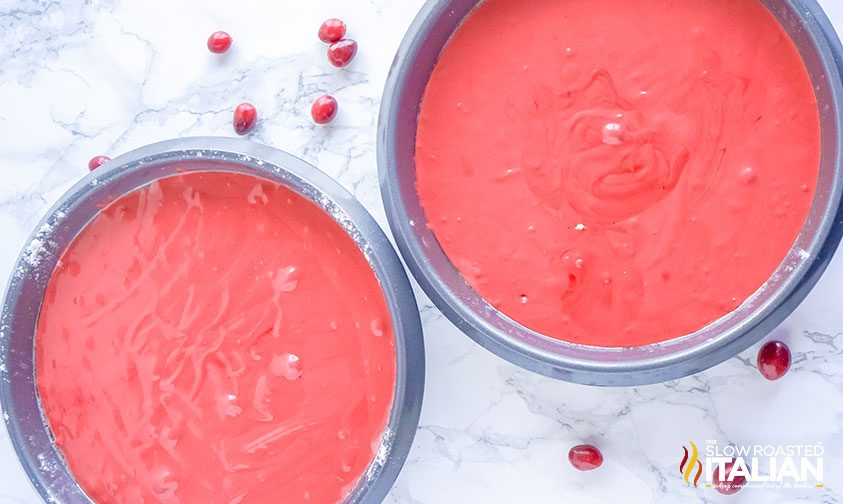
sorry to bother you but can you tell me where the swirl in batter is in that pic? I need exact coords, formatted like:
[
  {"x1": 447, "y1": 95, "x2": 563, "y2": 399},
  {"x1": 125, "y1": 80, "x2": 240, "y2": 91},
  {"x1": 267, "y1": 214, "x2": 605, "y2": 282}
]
[
  {"x1": 415, "y1": 0, "x2": 820, "y2": 346},
  {"x1": 36, "y1": 172, "x2": 396, "y2": 503}
]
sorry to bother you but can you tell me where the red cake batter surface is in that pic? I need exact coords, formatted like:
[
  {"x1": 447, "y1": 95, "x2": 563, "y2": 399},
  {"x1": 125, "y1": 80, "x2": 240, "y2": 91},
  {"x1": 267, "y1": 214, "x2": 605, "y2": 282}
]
[
  {"x1": 36, "y1": 172, "x2": 396, "y2": 503},
  {"x1": 415, "y1": 0, "x2": 821, "y2": 346}
]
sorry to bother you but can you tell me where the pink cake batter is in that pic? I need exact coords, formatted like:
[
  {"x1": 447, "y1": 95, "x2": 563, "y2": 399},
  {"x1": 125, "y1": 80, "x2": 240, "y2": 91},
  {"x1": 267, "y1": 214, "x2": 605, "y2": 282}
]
[
  {"x1": 415, "y1": 0, "x2": 821, "y2": 346},
  {"x1": 36, "y1": 171, "x2": 396, "y2": 503}
]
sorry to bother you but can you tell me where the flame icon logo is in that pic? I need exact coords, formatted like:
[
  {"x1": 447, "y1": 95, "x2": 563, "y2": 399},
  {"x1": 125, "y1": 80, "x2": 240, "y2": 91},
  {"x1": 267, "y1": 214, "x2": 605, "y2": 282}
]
[{"x1": 680, "y1": 441, "x2": 703, "y2": 487}]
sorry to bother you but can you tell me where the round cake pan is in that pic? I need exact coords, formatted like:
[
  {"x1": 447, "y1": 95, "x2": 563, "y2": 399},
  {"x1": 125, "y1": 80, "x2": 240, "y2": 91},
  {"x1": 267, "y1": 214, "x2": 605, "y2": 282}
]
[
  {"x1": 0, "y1": 137, "x2": 424, "y2": 503},
  {"x1": 378, "y1": 0, "x2": 843, "y2": 386}
]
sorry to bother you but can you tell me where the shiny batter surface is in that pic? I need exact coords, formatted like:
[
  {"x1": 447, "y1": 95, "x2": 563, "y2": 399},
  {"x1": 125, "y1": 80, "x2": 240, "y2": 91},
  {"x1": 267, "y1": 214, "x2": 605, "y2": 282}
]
[
  {"x1": 415, "y1": 0, "x2": 820, "y2": 346},
  {"x1": 36, "y1": 172, "x2": 396, "y2": 503}
]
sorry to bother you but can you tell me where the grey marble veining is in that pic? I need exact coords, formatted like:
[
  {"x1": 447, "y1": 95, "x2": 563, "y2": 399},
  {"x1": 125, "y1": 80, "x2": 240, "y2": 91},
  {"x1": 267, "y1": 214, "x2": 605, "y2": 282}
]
[{"x1": 1, "y1": 0, "x2": 842, "y2": 503}]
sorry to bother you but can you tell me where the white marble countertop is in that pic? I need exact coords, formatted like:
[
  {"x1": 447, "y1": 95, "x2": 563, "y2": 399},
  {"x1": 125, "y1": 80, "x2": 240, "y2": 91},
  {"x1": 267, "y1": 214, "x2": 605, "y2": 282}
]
[{"x1": 1, "y1": 1, "x2": 843, "y2": 503}]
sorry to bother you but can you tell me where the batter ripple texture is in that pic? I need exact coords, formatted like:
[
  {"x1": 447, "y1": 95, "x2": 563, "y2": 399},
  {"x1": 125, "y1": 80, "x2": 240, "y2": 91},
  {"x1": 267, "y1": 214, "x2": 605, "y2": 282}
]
[
  {"x1": 415, "y1": 0, "x2": 820, "y2": 346},
  {"x1": 36, "y1": 171, "x2": 396, "y2": 503}
]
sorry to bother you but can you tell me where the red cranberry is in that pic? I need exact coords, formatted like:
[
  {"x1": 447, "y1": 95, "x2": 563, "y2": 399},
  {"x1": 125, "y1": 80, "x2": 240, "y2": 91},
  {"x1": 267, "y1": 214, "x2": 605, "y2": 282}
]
[
  {"x1": 311, "y1": 95, "x2": 338, "y2": 124},
  {"x1": 233, "y1": 103, "x2": 257, "y2": 135},
  {"x1": 757, "y1": 340, "x2": 791, "y2": 381},
  {"x1": 327, "y1": 39, "x2": 357, "y2": 68},
  {"x1": 88, "y1": 155, "x2": 110, "y2": 171},
  {"x1": 207, "y1": 31, "x2": 233, "y2": 54},
  {"x1": 714, "y1": 459, "x2": 747, "y2": 495},
  {"x1": 318, "y1": 19, "x2": 347, "y2": 44},
  {"x1": 568, "y1": 444, "x2": 603, "y2": 471}
]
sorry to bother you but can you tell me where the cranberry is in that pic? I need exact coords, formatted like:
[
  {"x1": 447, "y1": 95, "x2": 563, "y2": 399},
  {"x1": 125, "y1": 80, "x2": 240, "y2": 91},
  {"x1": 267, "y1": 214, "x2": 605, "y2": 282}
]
[
  {"x1": 318, "y1": 19, "x2": 347, "y2": 44},
  {"x1": 88, "y1": 155, "x2": 110, "y2": 171},
  {"x1": 568, "y1": 444, "x2": 603, "y2": 471},
  {"x1": 311, "y1": 95, "x2": 338, "y2": 124},
  {"x1": 757, "y1": 340, "x2": 791, "y2": 380},
  {"x1": 327, "y1": 39, "x2": 357, "y2": 68},
  {"x1": 233, "y1": 103, "x2": 257, "y2": 135},
  {"x1": 207, "y1": 31, "x2": 233, "y2": 54},
  {"x1": 714, "y1": 459, "x2": 747, "y2": 495}
]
